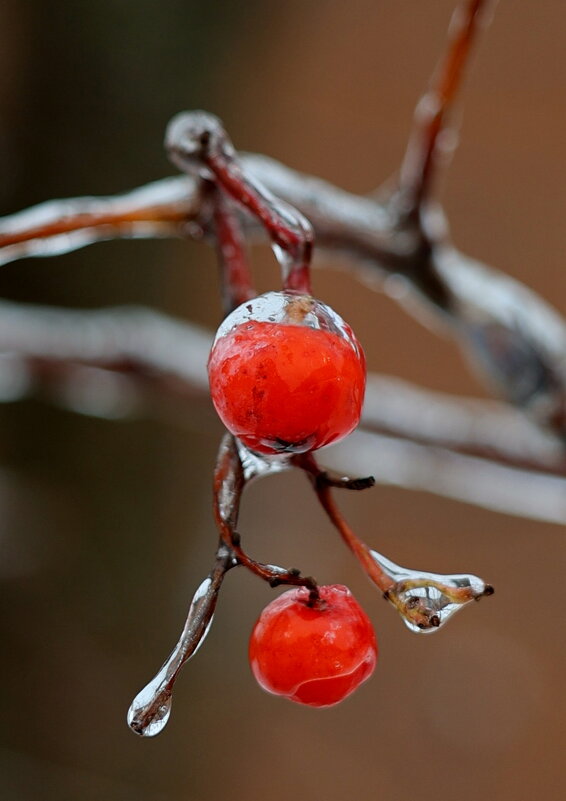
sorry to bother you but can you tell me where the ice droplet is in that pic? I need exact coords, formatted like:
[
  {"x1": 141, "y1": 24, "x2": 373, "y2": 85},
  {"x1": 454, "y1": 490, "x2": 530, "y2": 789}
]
[{"x1": 370, "y1": 548, "x2": 492, "y2": 633}]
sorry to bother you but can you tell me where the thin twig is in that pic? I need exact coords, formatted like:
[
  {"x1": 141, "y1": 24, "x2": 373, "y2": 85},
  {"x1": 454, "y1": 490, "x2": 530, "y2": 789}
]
[
  {"x1": 398, "y1": 0, "x2": 494, "y2": 212},
  {"x1": 212, "y1": 186, "x2": 255, "y2": 316},
  {"x1": 213, "y1": 434, "x2": 319, "y2": 598}
]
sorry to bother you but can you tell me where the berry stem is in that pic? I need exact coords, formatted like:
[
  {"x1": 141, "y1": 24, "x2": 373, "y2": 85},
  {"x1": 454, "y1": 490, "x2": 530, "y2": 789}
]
[
  {"x1": 211, "y1": 186, "x2": 256, "y2": 316},
  {"x1": 314, "y1": 470, "x2": 376, "y2": 492},
  {"x1": 165, "y1": 111, "x2": 313, "y2": 295},
  {"x1": 213, "y1": 434, "x2": 320, "y2": 598}
]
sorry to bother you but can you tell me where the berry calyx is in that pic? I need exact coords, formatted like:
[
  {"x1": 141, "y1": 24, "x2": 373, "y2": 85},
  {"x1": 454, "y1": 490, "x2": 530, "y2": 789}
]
[
  {"x1": 207, "y1": 291, "x2": 366, "y2": 454},
  {"x1": 249, "y1": 584, "x2": 377, "y2": 707}
]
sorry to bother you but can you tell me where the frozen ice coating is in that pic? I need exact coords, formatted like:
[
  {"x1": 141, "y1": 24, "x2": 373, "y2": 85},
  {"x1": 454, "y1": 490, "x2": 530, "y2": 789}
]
[
  {"x1": 211, "y1": 290, "x2": 360, "y2": 349},
  {"x1": 369, "y1": 549, "x2": 492, "y2": 633},
  {"x1": 271, "y1": 243, "x2": 294, "y2": 286},
  {"x1": 236, "y1": 439, "x2": 291, "y2": 482}
]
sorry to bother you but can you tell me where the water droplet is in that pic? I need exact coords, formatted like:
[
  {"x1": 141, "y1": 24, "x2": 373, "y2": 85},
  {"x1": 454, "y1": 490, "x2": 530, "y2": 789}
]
[{"x1": 370, "y1": 549, "x2": 492, "y2": 633}]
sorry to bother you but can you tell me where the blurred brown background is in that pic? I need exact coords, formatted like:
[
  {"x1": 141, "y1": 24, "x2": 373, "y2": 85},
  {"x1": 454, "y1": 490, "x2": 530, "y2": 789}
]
[{"x1": 0, "y1": 1, "x2": 564, "y2": 800}]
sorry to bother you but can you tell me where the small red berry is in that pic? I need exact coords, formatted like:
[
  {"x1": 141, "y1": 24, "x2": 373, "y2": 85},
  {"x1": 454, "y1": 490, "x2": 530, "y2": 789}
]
[
  {"x1": 249, "y1": 584, "x2": 377, "y2": 707},
  {"x1": 207, "y1": 291, "x2": 366, "y2": 454}
]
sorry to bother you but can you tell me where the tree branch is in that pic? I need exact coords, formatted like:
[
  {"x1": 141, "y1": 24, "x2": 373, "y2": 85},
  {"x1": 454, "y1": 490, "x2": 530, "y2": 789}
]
[
  {"x1": 0, "y1": 176, "x2": 198, "y2": 263},
  {"x1": 127, "y1": 541, "x2": 235, "y2": 738}
]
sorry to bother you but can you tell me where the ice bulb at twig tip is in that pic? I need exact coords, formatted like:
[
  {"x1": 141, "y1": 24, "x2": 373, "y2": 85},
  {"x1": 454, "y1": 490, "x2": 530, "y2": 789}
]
[
  {"x1": 370, "y1": 549, "x2": 492, "y2": 633},
  {"x1": 127, "y1": 672, "x2": 172, "y2": 737}
]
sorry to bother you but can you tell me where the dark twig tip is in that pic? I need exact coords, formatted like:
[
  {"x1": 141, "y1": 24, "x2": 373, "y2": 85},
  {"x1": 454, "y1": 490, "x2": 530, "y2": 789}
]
[
  {"x1": 347, "y1": 475, "x2": 376, "y2": 491},
  {"x1": 315, "y1": 471, "x2": 376, "y2": 491},
  {"x1": 129, "y1": 718, "x2": 143, "y2": 735}
]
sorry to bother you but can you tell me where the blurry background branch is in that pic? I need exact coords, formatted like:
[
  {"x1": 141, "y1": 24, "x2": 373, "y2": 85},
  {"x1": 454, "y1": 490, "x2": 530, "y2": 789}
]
[{"x1": 0, "y1": 299, "x2": 562, "y2": 524}]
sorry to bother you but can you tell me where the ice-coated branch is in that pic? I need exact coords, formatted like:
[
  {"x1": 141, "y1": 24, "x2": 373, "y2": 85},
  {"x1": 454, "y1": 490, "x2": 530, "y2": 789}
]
[
  {"x1": 0, "y1": 175, "x2": 198, "y2": 264},
  {"x1": 127, "y1": 542, "x2": 235, "y2": 737},
  {"x1": 165, "y1": 111, "x2": 313, "y2": 294}
]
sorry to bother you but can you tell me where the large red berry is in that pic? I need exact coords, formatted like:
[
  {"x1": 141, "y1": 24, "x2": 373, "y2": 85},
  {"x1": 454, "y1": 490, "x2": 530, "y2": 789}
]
[
  {"x1": 249, "y1": 584, "x2": 377, "y2": 707},
  {"x1": 207, "y1": 291, "x2": 366, "y2": 454}
]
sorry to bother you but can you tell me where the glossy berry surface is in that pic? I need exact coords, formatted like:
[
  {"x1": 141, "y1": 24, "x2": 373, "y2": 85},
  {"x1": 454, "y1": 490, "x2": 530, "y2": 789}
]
[
  {"x1": 249, "y1": 584, "x2": 377, "y2": 707},
  {"x1": 207, "y1": 291, "x2": 366, "y2": 454}
]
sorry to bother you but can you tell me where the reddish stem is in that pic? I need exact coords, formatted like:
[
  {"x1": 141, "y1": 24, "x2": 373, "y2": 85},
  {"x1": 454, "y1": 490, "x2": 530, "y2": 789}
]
[
  {"x1": 295, "y1": 454, "x2": 394, "y2": 594},
  {"x1": 212, "y1": 187, "x2": 256, "y2": 316}
]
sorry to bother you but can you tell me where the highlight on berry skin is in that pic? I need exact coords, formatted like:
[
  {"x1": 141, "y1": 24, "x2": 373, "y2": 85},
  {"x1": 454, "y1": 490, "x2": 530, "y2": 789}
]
[
  {"x1": 207, "y1": 291, "x2": 366, "y2": 455},
  {"x1": 248, "y1": 584, "x2": 378, "y2": 707}
]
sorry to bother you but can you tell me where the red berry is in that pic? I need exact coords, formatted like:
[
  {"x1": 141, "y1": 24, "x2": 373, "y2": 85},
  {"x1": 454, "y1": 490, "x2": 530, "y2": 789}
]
[
  {"x1": 249, "y1": 584, "x2": 377, "y2": 707},
  {"x1": 207, "y1": 291, "x2": 366, "y2": 454}
]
